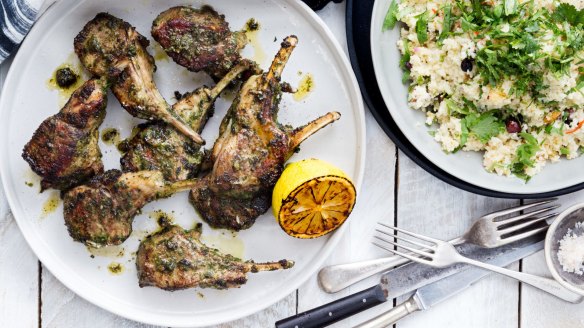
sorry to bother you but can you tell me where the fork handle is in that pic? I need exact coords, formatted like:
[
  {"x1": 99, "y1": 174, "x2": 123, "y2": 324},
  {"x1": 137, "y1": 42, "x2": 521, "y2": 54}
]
[
  {"x1": 461, "y1": 258, "x2": 583, "y2": 303},
  {"x1": 318, "y1": 256, "x2": 410, "y2": 293},
  {"x1": 318, "y1": 237, "x2": 466, "y2": 293}
]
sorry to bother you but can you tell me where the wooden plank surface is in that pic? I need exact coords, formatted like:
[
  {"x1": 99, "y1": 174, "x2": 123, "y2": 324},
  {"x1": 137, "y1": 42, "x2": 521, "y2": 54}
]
[
  {"x1": 0, "y1": 59, "x2": 40, "y2": 328},
  {"x1": 0, "y1": 211, "x2": 39, "y2": 328},
  {"x1": 395, "y1": 155, "x2": 520, "y2": 328}
]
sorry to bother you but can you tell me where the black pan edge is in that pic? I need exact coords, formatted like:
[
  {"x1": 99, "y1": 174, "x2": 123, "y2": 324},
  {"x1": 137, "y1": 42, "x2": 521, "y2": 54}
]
[{"x1": 345, "y1": 0, "x2": 584, "y2": 199}]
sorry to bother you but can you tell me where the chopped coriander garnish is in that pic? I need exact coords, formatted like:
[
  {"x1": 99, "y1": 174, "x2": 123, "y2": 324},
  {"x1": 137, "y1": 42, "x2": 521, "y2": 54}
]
[
  {"x1": 560, "y1": 147, "x2": 570, "y2": 155},
  {"x1": 415, "y1": 11, "x2": 429, "y2": 44},
  {"x1": 400, "y1": 39, "x2": 411, "y2": 83},
  {"x1": 437, "y1": 4, "x2": 452, "y2": 44},
  {"x1": 511, "y1": 132, "x2": 540, "y2": 181},
  {"x1": 552, "y1": 3, "x2": 584, "y2": 25},
  {"x1": 445, "y1": 98, "x2": 469, "y2": 116},
  {"x1": 503, "y1": 0, "x2": 517, "y2": 16},
  {"x1": 460, "y1": 111, "x2": 505, "y2": 146},
  {"x1": 383, "y1": 0, "x2": 399, "y2": 31}
]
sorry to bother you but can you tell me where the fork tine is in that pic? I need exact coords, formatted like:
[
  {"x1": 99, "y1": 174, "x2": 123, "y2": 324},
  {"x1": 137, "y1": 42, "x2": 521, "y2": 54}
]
[
  {"x1": 377, "y1": 222, "x2": 440, "y2": 243},
  {"x1": 483, "y1": 199, "x2": 557, "y2": 220},
  {"x1": 373, "y1": 235, "x2": 433, "y2": 257},
  {"x1": 500, "y1": 226, "x2": 549, "y2": 243},
  {"x1": 494, "y1": 205, "x2": 559, "y2": 226},
  {"x1": 498, "y1": 213, "x2": 557, "y2": 235},
  {"x1": 375, "y1": 228, "x2": 433, "y2": 250},
  {"x1": 372, "y1": 242, "x2": 432, "y2": 265}
]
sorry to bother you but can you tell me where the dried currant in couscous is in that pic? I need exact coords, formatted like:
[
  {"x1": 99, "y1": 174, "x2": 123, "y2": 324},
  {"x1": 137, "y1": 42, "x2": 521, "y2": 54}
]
[
  {"x1": 460, "y1": 58, "x2": 473, "y2": 72},
  {"x1": 505, "y1": 118, "x2": 521, "y2": 134}
]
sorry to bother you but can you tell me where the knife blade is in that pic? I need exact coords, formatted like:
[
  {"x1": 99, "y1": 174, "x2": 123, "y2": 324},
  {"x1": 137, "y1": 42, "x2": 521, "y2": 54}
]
[
  {"x1": 275, "y1": 235, "x2": 544, "y2": 328},
  {"x1": 355, "y1": 240, "x2": 545, "y2": 328}
]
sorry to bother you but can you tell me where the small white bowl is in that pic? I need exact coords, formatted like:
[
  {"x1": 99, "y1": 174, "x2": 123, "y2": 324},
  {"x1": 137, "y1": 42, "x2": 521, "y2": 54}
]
[{"x1": 545, "y1": 203, "x2": 584, "y2": 296}]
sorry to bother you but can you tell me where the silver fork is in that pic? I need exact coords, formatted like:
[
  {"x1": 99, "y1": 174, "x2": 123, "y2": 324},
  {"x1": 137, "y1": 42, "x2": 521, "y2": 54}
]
[
  {"x1": 319, "y1": 199, "x2": 558, "y2": 293},
  {"x1": 373, "y1": 223, "x2": 582, "y2": 303}
]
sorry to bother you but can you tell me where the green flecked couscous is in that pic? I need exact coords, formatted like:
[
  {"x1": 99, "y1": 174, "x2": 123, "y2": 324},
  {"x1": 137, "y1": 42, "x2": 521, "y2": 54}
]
[{"x1": 384, "y1": 0, "x2": 584, "y2": 180}]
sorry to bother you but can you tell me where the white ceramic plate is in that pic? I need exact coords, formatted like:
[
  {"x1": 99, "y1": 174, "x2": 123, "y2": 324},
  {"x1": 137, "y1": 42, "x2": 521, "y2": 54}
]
[
  {"x1": 370, "y1": 0, "x2": 582, "y2": 195},
  {"x1": 0, "y1": 0, "x2": 365, "y2": 326}
]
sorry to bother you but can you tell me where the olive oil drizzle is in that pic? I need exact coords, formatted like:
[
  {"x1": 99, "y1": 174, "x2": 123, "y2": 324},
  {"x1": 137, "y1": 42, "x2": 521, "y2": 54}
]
[
  {"x1": 41, "y1": 192, "x2": 60, "y2": 219},
  {"x1": 201, "y1": 232, "x2": 245, "y2": 259},
  {"x1": 101, "y1": 128, "x2": 121, "y2": 146},
  {"x1": 294, "y1": 73, "x2": 314, "y2": 101},
  {"x1": 244, "y1": 18, "x2": 267, "y2": 66},
  {"x1": 46, "y1": 59, "x2": 85, "y2": 107},
  {"x1": 107, "y1": 262, "x2": 124, "y2": 275}
]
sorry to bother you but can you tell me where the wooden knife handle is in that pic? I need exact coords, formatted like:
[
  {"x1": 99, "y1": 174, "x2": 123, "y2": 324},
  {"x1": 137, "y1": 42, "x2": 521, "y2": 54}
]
[{"x1": 274, "y1": 285, "x2": 386, "y2": 328}]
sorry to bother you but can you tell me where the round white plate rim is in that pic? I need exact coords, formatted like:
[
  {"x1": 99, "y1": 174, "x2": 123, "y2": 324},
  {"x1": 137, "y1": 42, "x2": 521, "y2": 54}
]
[
  {"x1": 369, "y1": 0, "x2": 583, "y2": 195},
  {"x1": 0, "y1": 0, "x2": 366, "y2": 326}
]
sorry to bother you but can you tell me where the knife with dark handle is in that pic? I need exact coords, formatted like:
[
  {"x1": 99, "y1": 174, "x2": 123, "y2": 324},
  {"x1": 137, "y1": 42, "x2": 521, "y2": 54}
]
[
  {"x1": 275, "y1": 285, "x2": 386, "y2": 328},
  {"x1": 274, "y1": 237, "x2": 544, "y2": 328},
  {"x1": 356, "y1": 240, "x2": 582, "y2": 328}
]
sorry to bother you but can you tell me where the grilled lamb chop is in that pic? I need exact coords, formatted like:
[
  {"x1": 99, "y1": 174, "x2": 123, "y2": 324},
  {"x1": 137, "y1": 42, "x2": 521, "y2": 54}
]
[
  {"x1": 22, "y1": 78, "x2": 107, "y2": 191},
  {"x1": 137, "y1": 224, "x2": 294, "y2": 290},
  {"x1": 74, "y1": 12, "x2": 204, "y2": 144},
  {"x1": 152, "y1": 5, "x2": 247, "y2": 80},
  {"x1": 63, "y1": 169, "x2": 197, "y2": 247},
  {"x1": 120, "y1": 60, "x2": 256, "y2": 181},
  {"x1": 189, "y1": 36, "x2": 341, "y2": 230}
]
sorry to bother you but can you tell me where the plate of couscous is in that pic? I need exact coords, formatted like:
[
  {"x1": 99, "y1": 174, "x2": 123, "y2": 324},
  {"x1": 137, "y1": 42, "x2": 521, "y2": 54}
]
[{"x1": 371, "y1": 0, "x2": 584, "y2": 194}]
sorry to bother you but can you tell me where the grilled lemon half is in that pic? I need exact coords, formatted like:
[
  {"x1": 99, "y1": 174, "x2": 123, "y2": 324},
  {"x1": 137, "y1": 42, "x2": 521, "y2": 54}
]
[{"x1": 272, "y1": 158, "x2": 356, "y2": 238}]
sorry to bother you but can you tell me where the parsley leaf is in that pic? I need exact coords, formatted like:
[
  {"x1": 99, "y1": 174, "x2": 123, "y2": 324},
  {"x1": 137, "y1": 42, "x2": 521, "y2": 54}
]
[
  {"x1": 460, "y1": 17, "x2": 479, "y2": 32},
  {"x1": 437, "y1": 4, "x2": 452, "y2": 44},
  {"x1": 493, "y1": 4, "x2": 504, "y2": 18},
  {"x1": 470, "y1": 114, "x2": 504, "y2": 143},
  {"x1": 504, "y1": 0, "x2": 517, "y2": 16},
  {"x1": 445, "y1": 99, "x2": 469, "y2": 116},
  {"x1": 460, "y1": 112, "x2": 504, "y2": 145},
  {"x1": 460, "y1": 119, "x2": 469, "y2": 146},
  {"x1": 575, "y1": 73, "x2": 584, "y2": 93},
  {"x1": 552, "y1": 3, "x2": 584, "y2": 26},
  {"x1": 511, "y1": 132, "x2": 540, "y2": 181},
  {"x1": 561, "y1": 147, "x2": 570, "y2": 156},
  {"x1": 471, "y1": 0, "x2": 484, "y2": 21},
  {"x1": 524, "y1": 22, "x2": 539, "y2": 33},
  {"x1": 416, "y1": 11, "x2": 429, "y2": 44},
  {"x1": 399, "y1": 39, "x2": 411, "y2": 83},
  {"x1": 383, "y1": 0, "x2": 399, "y2": 31}
]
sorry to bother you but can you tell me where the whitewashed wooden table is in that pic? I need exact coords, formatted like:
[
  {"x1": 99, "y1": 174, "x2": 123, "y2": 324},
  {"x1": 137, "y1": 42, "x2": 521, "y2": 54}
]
[{"x1": 2, "y1": 2, "x2": 584, "y2": 327}]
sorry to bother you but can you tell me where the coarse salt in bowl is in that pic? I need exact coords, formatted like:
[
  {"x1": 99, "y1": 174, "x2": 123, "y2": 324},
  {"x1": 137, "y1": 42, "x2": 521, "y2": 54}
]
[{"x1": 545, "y1": 203, "x2": 584, "y2": 296}]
